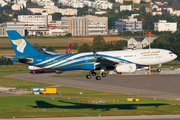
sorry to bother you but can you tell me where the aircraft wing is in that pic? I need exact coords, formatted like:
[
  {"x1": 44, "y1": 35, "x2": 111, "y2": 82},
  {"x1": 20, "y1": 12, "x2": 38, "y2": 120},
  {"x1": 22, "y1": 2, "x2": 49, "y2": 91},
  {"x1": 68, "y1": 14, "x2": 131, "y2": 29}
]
[
  {"x1": 42, "y1": 47, "x2": 62, "y2": 55},
  {"x1": 93, "y1": 51, "x2": 119, "y2": 66}
]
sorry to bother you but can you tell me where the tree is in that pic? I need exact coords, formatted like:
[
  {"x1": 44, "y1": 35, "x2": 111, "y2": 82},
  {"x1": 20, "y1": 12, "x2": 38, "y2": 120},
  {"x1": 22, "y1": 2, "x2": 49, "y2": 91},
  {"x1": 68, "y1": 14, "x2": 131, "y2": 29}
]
[
  {"x1": 72, "y1": 42, "x2": 78, "y2": 50},
  {"x1": 0, "y1": 3, "x2": 13, "y2": 11},
  {"x1": 77, "y1": 6, "x2": 88, "y2": 16},
  {"x1": 0, "y1": 14, "x2": 12, "y2": 23},
  {"x1": 33, "y1": 43, "x2": 44, "y2": 53},
  {"x1": 46, "y1": 46, "x2": 55, "y2": 52},
  {"x1": 52, "y1": 13, "x2": 62, "y2": 20},
  {"x1": 114, "y1": 40, "x2": 126, "y2": 50},
  {"x1": 0, "y1": 57, "x2": 13, "y2": 65},
  {"x1": 167, "y1": 0, "x2": 174, "y2": 6},
  {"x1": 139, "y1": 6, "x2": 146, "y2": 14},
  {"x1": 27, "y1": 0, "x2": 38, "y2": 6},
  {"x1": 91, "y1": 35, "x2": 106, "y2": 51},
  {"x1": 124, "y1": 1, "x2": 132, "y2": 5},
  {"x1": 33, "y1": 43, "x2": 55, "y2": 53},
  {"x1": 65, "y1": 33, "x2": 72, "y2": 37},
  {"x1": 78, "y1": 43, "x2": 91, "y2": 53},
  {"x1": 13, "y1": 9, "x2": 32, "y2": 19},
  {"x1": 151, "y1": 32, "x2": 180, "y2": 60}
]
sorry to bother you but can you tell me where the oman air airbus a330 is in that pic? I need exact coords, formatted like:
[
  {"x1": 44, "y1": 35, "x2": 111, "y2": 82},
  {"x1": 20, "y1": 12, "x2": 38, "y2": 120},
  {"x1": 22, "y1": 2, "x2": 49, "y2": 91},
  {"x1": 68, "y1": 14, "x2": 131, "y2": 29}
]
[{"x1": 4, "y1": 30, "x2": 177, "y2": 80}]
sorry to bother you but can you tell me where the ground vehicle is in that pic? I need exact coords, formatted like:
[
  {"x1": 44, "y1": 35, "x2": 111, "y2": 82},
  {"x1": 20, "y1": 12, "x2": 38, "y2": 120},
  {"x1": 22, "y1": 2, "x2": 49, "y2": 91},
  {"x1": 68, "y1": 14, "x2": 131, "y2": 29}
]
[{"x1": 41, "y1": 88, "x2": 57, "y2": 94}]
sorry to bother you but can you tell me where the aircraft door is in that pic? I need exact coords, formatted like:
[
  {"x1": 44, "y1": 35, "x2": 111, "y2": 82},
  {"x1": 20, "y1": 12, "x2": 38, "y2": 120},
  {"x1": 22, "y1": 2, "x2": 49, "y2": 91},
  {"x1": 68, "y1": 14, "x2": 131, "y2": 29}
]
[{"x1": 84, "y1": 57, "x2": 89, "y2": 63}]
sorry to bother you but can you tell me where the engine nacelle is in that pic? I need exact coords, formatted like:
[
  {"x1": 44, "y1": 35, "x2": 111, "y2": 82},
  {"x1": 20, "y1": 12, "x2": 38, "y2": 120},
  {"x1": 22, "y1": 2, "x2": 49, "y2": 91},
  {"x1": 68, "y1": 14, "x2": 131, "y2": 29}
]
[{"x1": 115, "y1": 64, "x2": 136, "y2": 73}]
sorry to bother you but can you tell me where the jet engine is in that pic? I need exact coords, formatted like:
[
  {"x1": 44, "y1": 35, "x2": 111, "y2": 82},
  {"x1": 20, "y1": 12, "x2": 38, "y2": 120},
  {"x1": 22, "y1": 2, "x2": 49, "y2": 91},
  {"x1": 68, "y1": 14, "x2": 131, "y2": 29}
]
[{"x1": 115, "y1": 64, "x2": 136, "y2": 73}]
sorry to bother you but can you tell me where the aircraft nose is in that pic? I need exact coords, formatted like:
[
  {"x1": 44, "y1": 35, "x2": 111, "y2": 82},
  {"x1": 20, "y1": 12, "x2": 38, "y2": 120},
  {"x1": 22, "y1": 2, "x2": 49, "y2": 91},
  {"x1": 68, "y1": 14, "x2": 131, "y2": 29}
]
[
  {"x1": 174, "y1": 54, "x2": 177, "y2": 59},
  {"x1": 172, "y1": 54, "x2": 177, "y2": 60}
]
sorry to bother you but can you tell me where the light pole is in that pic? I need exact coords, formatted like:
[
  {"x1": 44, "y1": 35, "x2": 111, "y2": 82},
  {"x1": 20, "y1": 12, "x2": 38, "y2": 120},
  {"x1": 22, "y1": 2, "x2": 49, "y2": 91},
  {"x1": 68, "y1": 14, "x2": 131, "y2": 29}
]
[
  {"x1": 146, "y1": 31, "x2": 153, "y2": 74},
  {"x1": 146, "y1": 31, "x2": 153, "y2": 49}
]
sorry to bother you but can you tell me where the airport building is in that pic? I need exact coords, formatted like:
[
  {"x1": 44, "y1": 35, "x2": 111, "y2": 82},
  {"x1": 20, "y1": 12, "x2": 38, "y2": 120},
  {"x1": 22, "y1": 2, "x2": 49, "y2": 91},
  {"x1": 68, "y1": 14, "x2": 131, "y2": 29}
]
[
  {"x1": 18, "y1": 14, "x2": 52, "y2": 30},
  {"x1": 0, "y1": 22, "x2": 25, "y2": 37},
  {"x1": 61, "y1": 15, "x2": 108, "y2": 36},
  {"x1": 154, "y1": 20, "x2": 177, "y2": 32},
  {"x1": 114, "y1": 18, "x2": 143, "y2": 32}
]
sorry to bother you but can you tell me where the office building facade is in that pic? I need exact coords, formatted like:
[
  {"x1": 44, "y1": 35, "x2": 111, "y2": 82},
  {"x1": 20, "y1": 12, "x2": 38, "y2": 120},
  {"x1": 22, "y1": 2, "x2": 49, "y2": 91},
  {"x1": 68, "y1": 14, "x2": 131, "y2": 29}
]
[
  {"x1": 0, "y1": 22, "x2": 25, "y2": 37},
  {"x1": 115, "y1": 19, "x2": 143, "y2": 32},
  {"x1": 154, "y1": 20, "x2": 177, "y2": 32},
  {"x1": 61, "y1": 15, "x2": 108, "y2": 36},
  {"x1": 18, "y1": 15, "x2": 52, "y2": 29}
]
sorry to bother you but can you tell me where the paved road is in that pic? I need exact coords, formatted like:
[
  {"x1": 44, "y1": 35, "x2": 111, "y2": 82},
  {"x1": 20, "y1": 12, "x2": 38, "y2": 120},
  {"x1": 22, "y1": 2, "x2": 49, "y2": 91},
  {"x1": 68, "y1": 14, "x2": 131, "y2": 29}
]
[
  {"x1": 7, "y1": 73, "x2": 180, "y2": 100},
  {"x1": 2, "y1": 115, "x2": 180, "y2": 120}
]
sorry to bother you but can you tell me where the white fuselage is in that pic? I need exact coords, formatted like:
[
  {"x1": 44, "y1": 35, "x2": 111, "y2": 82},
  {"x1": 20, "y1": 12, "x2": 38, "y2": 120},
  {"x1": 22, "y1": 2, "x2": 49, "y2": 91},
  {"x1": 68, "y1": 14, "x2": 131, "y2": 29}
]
[
  {"x1": 29, "y1": 48, "x2": 177, "y2": 71},
  {"x1": 95, "y1": 48, "x2": 177, "y2": 65}
]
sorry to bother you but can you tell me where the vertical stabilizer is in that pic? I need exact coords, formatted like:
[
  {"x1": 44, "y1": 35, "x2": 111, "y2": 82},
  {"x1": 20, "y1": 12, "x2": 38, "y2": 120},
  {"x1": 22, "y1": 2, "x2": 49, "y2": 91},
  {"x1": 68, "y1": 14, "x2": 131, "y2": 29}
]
[
  {"x1": 66, "y1": 43, "x2": 72, "y2": 54},
  {"x1": 6, "y1": 30, "x2": 45, "y2": 58}
]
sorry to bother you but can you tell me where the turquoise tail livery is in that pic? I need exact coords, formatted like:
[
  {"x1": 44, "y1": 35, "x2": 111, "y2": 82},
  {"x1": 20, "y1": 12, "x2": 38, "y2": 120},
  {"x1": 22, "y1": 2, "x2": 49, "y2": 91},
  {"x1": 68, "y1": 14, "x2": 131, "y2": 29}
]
[{"x1": 6, "y1": 30, "x2": 45, "y2": 58}]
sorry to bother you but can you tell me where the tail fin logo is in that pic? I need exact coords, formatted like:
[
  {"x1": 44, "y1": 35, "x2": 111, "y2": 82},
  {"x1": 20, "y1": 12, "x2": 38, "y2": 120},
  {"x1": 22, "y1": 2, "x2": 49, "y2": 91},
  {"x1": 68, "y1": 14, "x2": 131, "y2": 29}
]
[{"x1": 11, "y1": 39, "x2": 26, "y2": 53}]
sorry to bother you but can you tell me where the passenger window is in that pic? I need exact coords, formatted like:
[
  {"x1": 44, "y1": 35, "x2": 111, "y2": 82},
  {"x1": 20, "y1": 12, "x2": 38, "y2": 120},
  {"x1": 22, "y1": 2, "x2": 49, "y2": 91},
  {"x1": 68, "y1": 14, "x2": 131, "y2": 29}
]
[{"x1": 169, "y1": 52, "x2": 173, "y2": 54}]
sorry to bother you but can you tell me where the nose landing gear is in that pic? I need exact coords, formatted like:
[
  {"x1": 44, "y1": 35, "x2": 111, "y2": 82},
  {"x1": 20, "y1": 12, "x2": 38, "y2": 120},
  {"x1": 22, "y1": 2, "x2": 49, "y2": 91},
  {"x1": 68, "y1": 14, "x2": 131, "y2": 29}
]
[
  {"x1": 157, "y1": 68, "x2": 161, "y2": 72},
  {"x1": 157, "y1": 64, "x2": 161, "y2": 72}
]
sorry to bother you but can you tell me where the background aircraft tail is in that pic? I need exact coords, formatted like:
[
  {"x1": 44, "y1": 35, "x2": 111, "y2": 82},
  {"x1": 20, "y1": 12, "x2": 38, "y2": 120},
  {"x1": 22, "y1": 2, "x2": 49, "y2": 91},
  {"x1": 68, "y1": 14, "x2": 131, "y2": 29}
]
[
  {"x1": 7, "y1": 30, "x2": 45, "y2": 58},
  {"x1": 66, "y1": 43, "x2": 71, "y2": 54}
]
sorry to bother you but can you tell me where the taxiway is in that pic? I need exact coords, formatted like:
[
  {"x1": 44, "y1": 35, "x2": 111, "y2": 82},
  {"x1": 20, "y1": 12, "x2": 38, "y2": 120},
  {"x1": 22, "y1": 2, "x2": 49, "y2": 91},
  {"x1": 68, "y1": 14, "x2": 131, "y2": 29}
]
[{"x1": 7, "y1": 73, "x2": 180, "y2": 100}]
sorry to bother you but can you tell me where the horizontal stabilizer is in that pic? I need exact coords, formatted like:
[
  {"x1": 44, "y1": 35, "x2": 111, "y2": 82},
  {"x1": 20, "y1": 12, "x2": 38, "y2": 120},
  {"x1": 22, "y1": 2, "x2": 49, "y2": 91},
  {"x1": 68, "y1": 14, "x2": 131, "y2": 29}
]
[
  {"x1": 3, "y1": 56, "x2": 33, "y2": 63},
  {"x1": 3, "y1": 56, "x2": 16, "y2": 59}
]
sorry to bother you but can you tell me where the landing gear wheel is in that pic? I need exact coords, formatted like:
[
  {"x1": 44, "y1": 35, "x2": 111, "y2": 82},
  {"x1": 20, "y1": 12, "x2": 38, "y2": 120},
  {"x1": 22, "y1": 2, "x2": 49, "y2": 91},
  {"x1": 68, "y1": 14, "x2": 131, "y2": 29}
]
[
  {"x1": 92, "y1": 72, "x2": 96, "y2": 76},
  {"x1": 157, "y1": 68, "x2": 161, "y2": 72},
  {"x1": 96, "y1": 76, "x2": 101, "y2": 80},
  {"x1": 86, "y1": 75, "x2": 92, "y2": 79},
  {"x1": 56, "y1": 70, "x2": 61, "y2": 74},
  {"x1": 32, "y1": 71, "x2": 36, "y2": 74},
  {"x1": 101, "y1": 73, "x2": 106, "y2": 77}
]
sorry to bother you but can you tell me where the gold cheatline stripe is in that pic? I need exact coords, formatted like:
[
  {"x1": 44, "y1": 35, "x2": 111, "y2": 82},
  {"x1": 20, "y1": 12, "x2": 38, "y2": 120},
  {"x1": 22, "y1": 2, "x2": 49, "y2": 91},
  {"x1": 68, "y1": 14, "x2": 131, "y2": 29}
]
[
  {"x1": 59, "y1": 62, "x2": 96, "y2": 69},
  {"x1": 41, "y1": 54, "x2": 74, "y2": 67}
]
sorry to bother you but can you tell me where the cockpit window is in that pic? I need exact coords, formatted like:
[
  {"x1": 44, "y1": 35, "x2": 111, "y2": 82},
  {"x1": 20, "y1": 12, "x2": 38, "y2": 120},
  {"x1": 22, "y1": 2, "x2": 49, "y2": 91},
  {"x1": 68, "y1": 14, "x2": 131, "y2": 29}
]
[{"x1": 169, "y1": 52, "x2": 173, "y2": 54}]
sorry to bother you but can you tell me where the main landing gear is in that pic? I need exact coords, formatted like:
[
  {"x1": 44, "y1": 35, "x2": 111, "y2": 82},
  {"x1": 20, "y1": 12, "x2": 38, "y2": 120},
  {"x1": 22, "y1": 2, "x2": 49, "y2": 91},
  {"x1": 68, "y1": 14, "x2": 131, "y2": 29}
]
[{"x1": 86, "y1": 70, "x2": 106, "y2": 80}]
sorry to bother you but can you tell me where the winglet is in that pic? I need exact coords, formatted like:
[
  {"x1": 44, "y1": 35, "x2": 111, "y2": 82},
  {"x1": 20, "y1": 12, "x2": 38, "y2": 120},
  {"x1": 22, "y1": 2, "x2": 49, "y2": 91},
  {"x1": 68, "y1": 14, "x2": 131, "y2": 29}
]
[
  {"x1": 41, "y1": 47, "x2": 47, "y2": 52},
  {"x1": 41, "y1": 47, "x2": 61, "y2": 55},
  {"x1": 93, "y1": 51, "x2": 99, "y2": 59}
]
